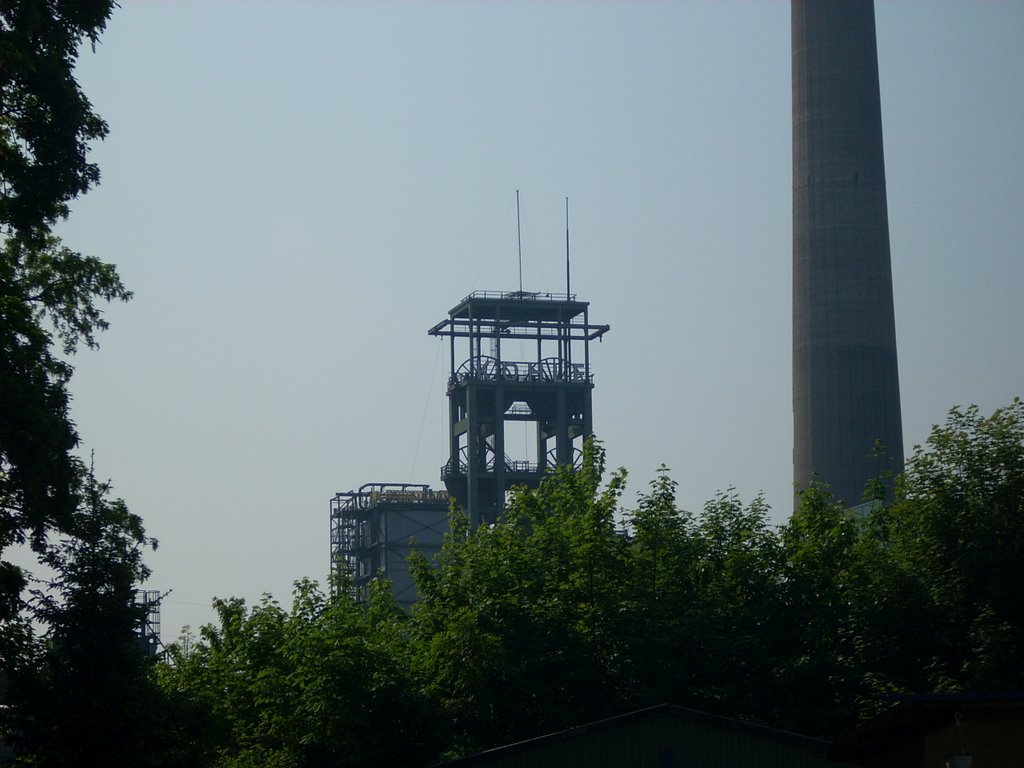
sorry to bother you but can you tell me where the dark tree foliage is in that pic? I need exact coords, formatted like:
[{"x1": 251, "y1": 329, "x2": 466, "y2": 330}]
[
  {"x1": 1, "y1": 0, "x2": 128, "y2": 634},
  {"x1": 407, "y1": 446, "x2": 796, "y2": 754},
  {"x1": 1, "y1": 0, "x2": 115, "y2": 243},
  {"x1": 156, "y1": 401, "x2": 1024, "y2": 764},
  {"x1": 410, "y1": 442, "x2": 632, "y2": 756},
  {"x1": 157, "y1": 579, "x2": 439, "y2": 768},
  {"x1": 1, "y1": 3, "x2": 161, "y2": 765},
  {"x1": 883, "y1": 398, "x2": 1024, "y2": 691},
  {"x1": 406, "y1": 408, "x2": 1023, "y2": 753},
  {"x1": 686, "y1": 490, "x2": 787, "y2": 721},
  {"x1": 1, "y1": 475, "x2": 173, "y2": 767},
  {"x1": 0, "y1": 240, "x2": 129, "y2": 627}
]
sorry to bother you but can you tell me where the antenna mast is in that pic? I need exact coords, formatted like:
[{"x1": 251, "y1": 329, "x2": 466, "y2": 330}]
[
  {"x1": 565, "y1": 196, "x2": 570, "y2": 296},
  {"x1": 516, "y1": 190, "x2": 523, "y2": 293}
]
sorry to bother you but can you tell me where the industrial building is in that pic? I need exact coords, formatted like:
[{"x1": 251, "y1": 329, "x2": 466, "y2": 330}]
[
  {"x1": 432, "y1": 695, "x2": 1024, "y2": 768},
  {"x1": 329, "y1": 483, "x2": 449, "y2": 610},
  {"x1": 331, "y1": 288, "x2": 609, "y2": 603},
  {"x1": 434, "y1": 704, "x2": 840, "y2": 768},
  {"x1": 831, "y1": 693, "x2": 1024, "y2": 768}
]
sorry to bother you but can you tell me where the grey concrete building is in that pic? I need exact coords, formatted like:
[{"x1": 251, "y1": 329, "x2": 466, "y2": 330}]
[
  {"x1": 330, "y1": 483, "x2": 449, "y2": 611},
  {"x1": 792, "y1": 0, "x2": 904, "y2": 508}
]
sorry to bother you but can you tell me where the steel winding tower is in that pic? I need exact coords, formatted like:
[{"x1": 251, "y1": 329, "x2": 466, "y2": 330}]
[
  {"x1": 792, "y1": 0, "x2": 904, "y2": 507},
  {"x1": 429, "y1": 290, "x2": 609, "y2": 526}
]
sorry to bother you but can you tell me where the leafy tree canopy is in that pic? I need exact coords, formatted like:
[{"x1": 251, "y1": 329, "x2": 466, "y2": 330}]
[
  {"x1": 157, "y1": 400, "x2": 1024, "y2": 765},
  {"x1": 0, "y1": 474, "x2": 167, "y2": 768},
  {"x1": 159, "y1": 579, "x2": 438, "y2": 768},
  {"x1": 1, "y1": 0, "x2": 116, "y2": 244},
  {"x1": 1, "y1": 0, "x2": 129, "y2": 632},
  {"x1": 1, "y1": 5, "x2": 153, "y2": 765}
]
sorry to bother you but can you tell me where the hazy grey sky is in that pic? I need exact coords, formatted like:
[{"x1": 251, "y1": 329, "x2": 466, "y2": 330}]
[{"x1": 54, "y1": 1, "x2": 1023, "y2": 638}]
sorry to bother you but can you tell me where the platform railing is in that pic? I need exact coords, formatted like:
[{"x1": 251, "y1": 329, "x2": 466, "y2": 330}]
[
  {"x1": 461, "y1": 289, "x2": 576, "y2": 303},
  {"x1": 450, "y1": 356, "x2": 591, "y2": 387},
  {"x1": 441, "y1": 458, "x2": 540, "y2": 478}
]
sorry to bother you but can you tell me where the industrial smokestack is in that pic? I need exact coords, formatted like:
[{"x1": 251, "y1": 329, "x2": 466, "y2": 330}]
[{"x1": 792, "y1": 0, "x2": 904, "y2": 508}]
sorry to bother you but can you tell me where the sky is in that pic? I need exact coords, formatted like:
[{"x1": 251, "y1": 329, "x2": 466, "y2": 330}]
[{"x1": 47, "y1": 1, "x2": 1024, "y2": 639}]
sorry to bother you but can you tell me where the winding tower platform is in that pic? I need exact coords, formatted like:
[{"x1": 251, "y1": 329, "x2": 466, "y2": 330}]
[{"x1": 429, "y1": 290, "x2": 609, "y2": 526}]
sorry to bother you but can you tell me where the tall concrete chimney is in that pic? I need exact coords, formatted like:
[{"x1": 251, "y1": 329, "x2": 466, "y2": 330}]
[{"x1": 792, "y1": 0, "x2": 903, "y2": 508}]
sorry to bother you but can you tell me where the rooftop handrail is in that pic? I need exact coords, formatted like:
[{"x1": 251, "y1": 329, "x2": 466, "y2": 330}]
[
  {"x1": 332, "y1": 485, "x2": 450, "y2": 511},
  {"x1": 461, "y1": 289, "x2": 577, "y2": 303}
]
